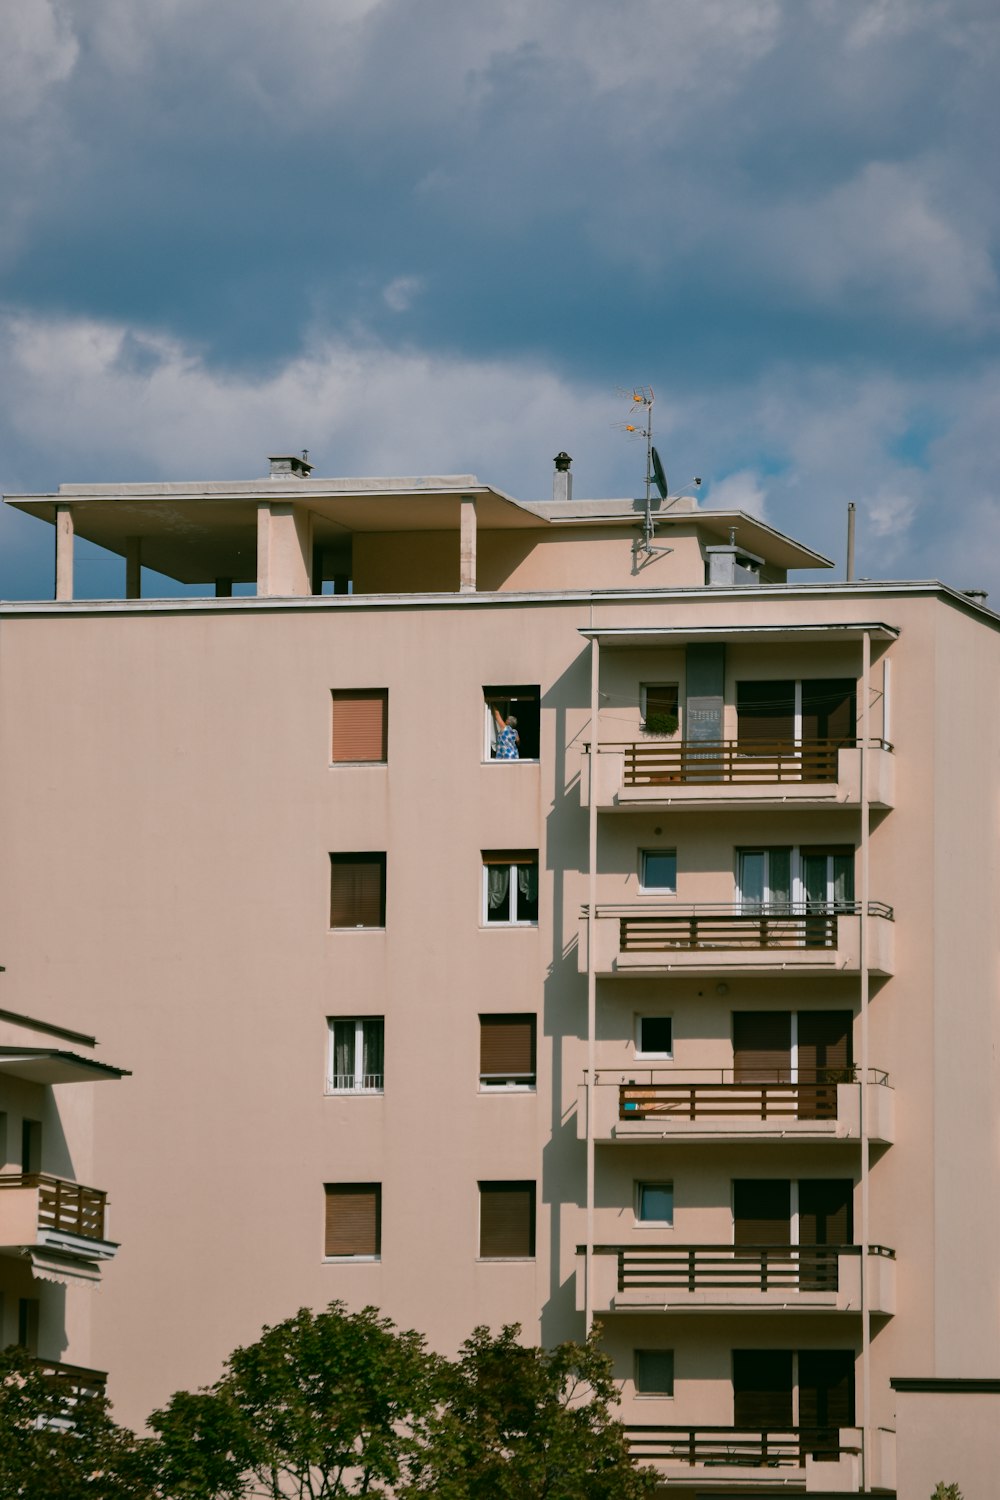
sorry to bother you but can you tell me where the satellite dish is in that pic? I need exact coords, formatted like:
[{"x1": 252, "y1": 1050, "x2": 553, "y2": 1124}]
[{"x1": 651, "y1": 446, "x2": 668, "y2": 501}]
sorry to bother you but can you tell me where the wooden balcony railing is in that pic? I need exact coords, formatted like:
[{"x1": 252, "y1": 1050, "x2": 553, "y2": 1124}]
[
  {"x1": 591, "y1": 1242, "x2": 893, "y2": 1294},
  {"x1": 0, "y1": 1173, "x2": 108, "y2": 1241},
  {"x1": 620, "y1": 1078, "x2": 847, "y2": 1122},
  {"x1": 595, "y1": 901, "x2": 893, "y2": 953},
  {"x1": 626, "y1": 1425, "x2": 860, "y2": 1466},
  {"x1": 33, "y1": 1359, "x2": 108, "y2": 1403},
  {"x1": 623, "y1": 737, "x2": 857, "y2": 787}
]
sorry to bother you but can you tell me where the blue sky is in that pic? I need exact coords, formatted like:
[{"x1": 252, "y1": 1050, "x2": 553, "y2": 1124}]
[{"x1": 1, "y1": 0, "x2": 998, "y2": 599}]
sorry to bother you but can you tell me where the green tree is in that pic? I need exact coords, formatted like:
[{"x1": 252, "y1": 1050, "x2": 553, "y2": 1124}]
[
  {"x1": 930, "y1": 1485, "x2": 963, "y2": 1500},
  {"x1": 0, "y1": 1346, "x2": 148, "y2": 1500},
  {"x1": 148, "y1": 1302, "x2": 441, "y2": 1499},
  {"x1": 406, "y1": 1324, "x2": 657, "y2": 1500}
]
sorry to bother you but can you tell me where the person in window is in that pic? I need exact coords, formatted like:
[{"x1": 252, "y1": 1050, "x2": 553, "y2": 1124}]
[{"x1": 492, "y1": 706, "x2": 519, "y2": 760}]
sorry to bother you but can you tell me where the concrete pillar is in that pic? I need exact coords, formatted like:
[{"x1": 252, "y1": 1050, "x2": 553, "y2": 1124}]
[
  {"x1": 256, "y1": 502, "x2": 272, "y2": 597},
  {"x1": 125, "y1": 537, "x2": 142, "y2": 599},
  {"x1": 215, "y1": 578, "x2": 233, "y2": 598},
  {"x1": 459, "y1": 496, "x2": 477, "y2": 593},
  {"x1": 54, "y1": 504, "x2": 74, "y2": 601}
]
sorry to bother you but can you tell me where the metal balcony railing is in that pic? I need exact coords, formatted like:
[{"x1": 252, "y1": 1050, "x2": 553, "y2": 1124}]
[
  {"x1": 0, "y1": 1173, "x2": 107, "y2": 1241},
  {"x1": 583, "y1": 736, "x2": 891, "y2": 789}
]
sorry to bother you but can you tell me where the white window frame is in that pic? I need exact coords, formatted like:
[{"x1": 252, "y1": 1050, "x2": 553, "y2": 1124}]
[
  {"x1": 482, "y1": 858, "x2": 539, "y2": 927},
  {"x1": 635, "y1": 1180, "x2": 674, "y2": 1228},
  {"x1": 326, "y1": 1017, "x2": 384, "y2": 1095},
  {"x1": 634, "y1": 1348, "x2": 675, "y2": 1398},
  {"x1": 639, "y1": 849, "x2": 677, "y2": 894},
  {"x1": 635, "y1": 1014, "x2": 673, "y2": 1059},
  {"x1": 736, "y1": 847, "x2": 855, "y2": 909}
]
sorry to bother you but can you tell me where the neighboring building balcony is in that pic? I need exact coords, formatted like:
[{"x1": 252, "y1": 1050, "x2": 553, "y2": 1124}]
[
  {"x1": 577, "y1": 1243, "x2": 896, "y2": 1315},
  {"x1": 578, "y1": 1069, "x2": 894, "y2": 1144},
  {"x1": 0, "y1": 1174, "x2": 118, "y2": 1279},
  {"x1": 578, "y1": 902, "x2": 894, "y2": 976},
  {"x1": 625, "y1": 1424, "x2": 872, "y2": 1493},
  {"x1": 581, "y1": 738, "x2": 894, "y2": 812},
  {"x1": 34, "y1": 1358, "x2": 108, "y2": 1401}
]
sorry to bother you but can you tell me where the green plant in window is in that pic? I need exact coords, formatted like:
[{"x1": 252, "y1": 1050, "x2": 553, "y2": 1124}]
[
  {"x1": 930, "y1": 1485, "x2": 963, "y2": 1500},
  {"x1": 643, "y1": 712, "x2": 678, "y2": 736}
]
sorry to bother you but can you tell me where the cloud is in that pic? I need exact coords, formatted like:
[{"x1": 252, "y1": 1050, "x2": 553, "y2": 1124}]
[
  {"x1": 382, "y1": 276, "x2": 423, "y2": 313},
  {"x1": 705, "y1": 470, "x2": 770, "y2": 521},
  {"x1": 0, "y1": 0, "x2": 78, "y2": 122}
]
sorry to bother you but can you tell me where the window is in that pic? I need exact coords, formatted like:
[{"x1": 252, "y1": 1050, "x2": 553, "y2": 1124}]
[
  {"x1": 736, "y1": 679, "x2": 856, "y2": 748},
  {"x1": 17, "y1": 1298, "x2": 40, "y2": 1355},
  {"x1": 635, "y1": 1016, "x2": 672, "y2": 1058},
  {"x1": 636, "y1": 1181, "x2": 674, "y2": 1225},
  {"x1": 736, "y1": 847, "x2": 854, "y2": 912},
  {"x1": 330, "y1": 854, "x2": 386, "y2": 928},
  {"x1": 483, "y1": 851, "x2": 538, "y2": 925},
  {"x1": 479, "y1": 1181, "x2": 535, "y2": 1258},
  {"x1": 331, "y1": 690, "x2": 387, "y2": 763},
  {"x1": 324, "y1": 1183, "x2": 381, "y2": 1258},
  {"x1": 641, "y1": 683, "x2": 679, "y2": 733},
  {"x1": 327, "y1": 1018, "x2": 384, "y2": 1093},
  {"x1": 640, "y1": 850, "x2": 677, "y2": 892},
  {"x1": 21, "y1": 1120, "x2": 41, "y2": 1174},
  {"x1": 480, "y1": 1015, "x2": 536, "y2": 1088},
  {"x1": 635, "y1": 1349, "x2": 674, "y2": 1396},
  {"x1": 484, "y1": 685, "x2": 540, "y2": 761}
]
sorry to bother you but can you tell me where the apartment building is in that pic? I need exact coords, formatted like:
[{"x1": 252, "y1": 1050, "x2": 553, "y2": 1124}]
[
  {"x1": 2, "y1": 454, "x2": 999, "y2": 1496},
  {"x1": 0, "y1": 989, "x2": 127, "y2": 1397}
]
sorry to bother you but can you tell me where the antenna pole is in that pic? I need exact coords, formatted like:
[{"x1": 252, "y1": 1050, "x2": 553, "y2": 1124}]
[{"x1": 847, "y1": 502, "x2": 856, "y2": 581}]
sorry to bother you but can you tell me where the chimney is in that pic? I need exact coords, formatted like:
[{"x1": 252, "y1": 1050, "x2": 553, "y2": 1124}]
[
  {"x1": 553, "y1": 452, "x2": 573, "y2": 502},
  {"x1": 268, "y1": 453, "x2": 314, "y2": 479}
]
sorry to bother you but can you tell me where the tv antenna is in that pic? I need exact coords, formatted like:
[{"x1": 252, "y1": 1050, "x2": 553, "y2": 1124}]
[{"x1": 614, "y1": 386, "x2": 677, "y2": 570}]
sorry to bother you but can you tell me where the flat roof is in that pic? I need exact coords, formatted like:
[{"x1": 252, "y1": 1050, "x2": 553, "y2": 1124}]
[
  {"x1": 580, "y1": 621, "x2": 901, "y2": 647},
  {"x1": 4, "y1": 474, "x2": 832, "y2": 581}
]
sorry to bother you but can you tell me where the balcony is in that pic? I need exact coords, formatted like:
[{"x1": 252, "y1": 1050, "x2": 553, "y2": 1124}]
[
  {"x1": 579, "y1": 902, "x2": 894, "y2": 976},
  {"x1": 0, "y1": 1174, "x2": 118, "y2": 1279},
  {"x1": 578, "y1": 1070, "x2": 895, "y2": 1144},
  {"x1": 625, "y1": 1425, "x2": 864, "y2": 1491},
  {"x1": 581, "y1": 738, "x2": 894, "y2": 811},
  {"x1": 578, "y1": 1243, "x2": 896, "y2": 1315}
]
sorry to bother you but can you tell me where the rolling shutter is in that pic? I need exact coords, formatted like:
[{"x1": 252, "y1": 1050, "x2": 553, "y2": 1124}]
[
  {"x1": 798, "y1": 1011, "x2": 852, "y2": 1080},
  {"x1": 799, "y1": 1350, "x2": 855, "y2": 1457},
  {"x1": 799, "y1": 1180, "x2": 853, "y2": 1246},
  {"x1": 331, "y1": 691, "x2": 387, "y2": 763},
  {"x1": 480, "y1": 1016, "x2": 536, "y2": 1082},
  {"x1": 801, "y1": 679, "x2": 856, "y2": 744},
  {"x1": 732, "y1": 1349, "x2": 793, "y2": 1428},
  {"x1": 736, "y1": 681, "x2": 795, "y2": 745},
  {"x1": 733, "y1": 1012, "x2": 792, "y2": 1083},
  {"x1": 330, "y1": 855, "x2": 385, "y2": 928},
  {"x1": 733, "y1": 1180, "x2": 791, "y2": 1244},
  {"x1": 479, "y1": 1182, "x2": 535, "y2": 1257},
  {"x1": 324, "y1": 1184, "x2": 380, "y2": 1256}
]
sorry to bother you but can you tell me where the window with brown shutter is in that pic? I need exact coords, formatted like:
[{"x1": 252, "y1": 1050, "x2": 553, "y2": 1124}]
[
  {"x1": 733, "y1": 1012, "x2": 792, "y2": 1083},
  {"x1": 732, "y1": 1349, "x2": 793, "y2": 1427},
  {"x1": 479, "y1": 1015, "x2": 536, "y2": 1087},
  {"x1": 733, "y1": 1180, "x2": 791, "y2": 1245},
  {"x1": 324, "y1": 1183, "x2": 381, "y2": 1257},
  {"x1": 479, "y1": 1181, "x2": 535, "y2": 1258},
  {"x1": 736, "y1": 680, "x2": 795, "y2": 746},
  {"x1": 330, "y1": 854, "x2": 386, "y2": 928},
  {"x1": 331, "y1": 690, "x2": 387, "y2": 763}
]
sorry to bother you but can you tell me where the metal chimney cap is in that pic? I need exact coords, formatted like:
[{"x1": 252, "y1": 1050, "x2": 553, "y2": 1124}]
[{"x1": 553, "y1": 451, "x2": 573, "y2": 472}]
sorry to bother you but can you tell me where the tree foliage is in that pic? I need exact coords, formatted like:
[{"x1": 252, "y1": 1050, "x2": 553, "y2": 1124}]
[
  {"x1": 148, "y1": 1303, "x2": 441, "y2": 1498},
  {"x1": 406, "y1": 1324, "x2": 657, "y2": 1500},
  {"x1": 0, "y1": 1346, "x2": 147, "y2": 1500}
]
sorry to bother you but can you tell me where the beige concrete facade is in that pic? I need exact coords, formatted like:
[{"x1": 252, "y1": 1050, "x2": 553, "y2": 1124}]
[{"x1": 2, "y1": 461, "x2": 1000, "y2": 1492}]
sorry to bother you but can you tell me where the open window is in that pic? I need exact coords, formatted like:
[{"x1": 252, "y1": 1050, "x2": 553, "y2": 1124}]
[
  {"x1": 483, "y1": 851, "x2": 538, "y2": 925},
  {"x1": 641, "y1": 683, "x2": 679, "y2": 735},
  {"x1": 635, "y1": 1015, "x2": 672, "y2": 1058},
  {"x1": 484, "y1": 685, "x2": 540, "y2": 761}
]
